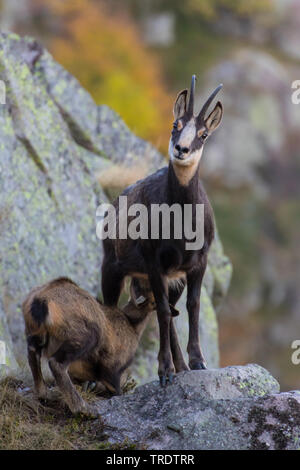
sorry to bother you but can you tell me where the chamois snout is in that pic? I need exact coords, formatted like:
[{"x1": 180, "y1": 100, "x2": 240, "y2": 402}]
[{"x1": 174, "y1": 144, "x2": 190, "y2": 158}]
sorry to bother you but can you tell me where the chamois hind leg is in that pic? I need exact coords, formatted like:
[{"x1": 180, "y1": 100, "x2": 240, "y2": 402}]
[
  {"x1": 49, "y1": 339, "x2": 99, "y2": 417},
  {"x1": 101, "y1": 250, "x2": 125, "y2": 306},
  {"x1": 168, "y1": 282, "x2": 189, "y2": 373},
  {"x1": 186, "y1": 261, "x2": 207, "y2": 370},
  {"x1": 27, "y1": 344, "x2": 48, "y2": 399},
  {"x1": 146, "y1": 268, "x2": 175, "y2": 387}
]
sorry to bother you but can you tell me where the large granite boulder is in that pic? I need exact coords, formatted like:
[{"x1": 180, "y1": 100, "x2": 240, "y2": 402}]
[
  {"x1": 95, "y1": 364, "x2": 300, "y2": 450},
  {"x1": 0, "y1": 32, "x2": 231, "y2": 381}
]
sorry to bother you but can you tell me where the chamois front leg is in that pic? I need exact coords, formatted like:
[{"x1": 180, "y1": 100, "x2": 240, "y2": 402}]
[
  {"x1": 147, "y1": 270, "x2": 175, "y2": 386},
  {"x1": 186, "y1": 263, "x2": 207, "y2": 370},
  {"x1": 101, "y1": 250, "x2": 125, "y2": 306}
]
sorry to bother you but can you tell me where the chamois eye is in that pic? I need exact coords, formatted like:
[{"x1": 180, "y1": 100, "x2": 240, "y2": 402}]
[{"x1": 197, "y1": 129, "x2": 208, "y2": 139}]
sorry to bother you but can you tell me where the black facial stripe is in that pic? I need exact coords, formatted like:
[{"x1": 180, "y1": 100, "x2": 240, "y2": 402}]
[
  {"x1": 171, "y1": 120, "x2": 206, "y2": 151},
  {"x1": 171, "y1": 129, "x2": 182, "y2": 148},
  {"x1": 171, "y1": 128, "x2": 181, "y2": 138},
  {"x1": 190, "y1": 135, "x2": 204, "y2": 152},
  {"x1": 172, "y1": 116, "x2": 189, "y2": 135},
  {"x1": 172, "y1": 133, "x2": 204, "y2": 152}
]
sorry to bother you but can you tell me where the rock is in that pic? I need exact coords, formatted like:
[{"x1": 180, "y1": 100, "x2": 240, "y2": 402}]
[
  {"x1": 206, "y1": 229, "x2": 232, "y2": 310},
  {"x1": 0, "y1": 308, "x2": 19, "y2": 377},
  {"x1": 95, "y1": 364, "x2": 300, "y2": 450},
  {"x1": 175, "y1": 286, "x2": 219, "y2": 369},
  {"x1": 0, "y1": 32, "x2": 231, "y2": 381},
  {"x1": 0, "y1": 32, "x2": 106, "y2": 370},
  {"x1": 202, "y1": 48, "x2": 298, "y2": 189}
]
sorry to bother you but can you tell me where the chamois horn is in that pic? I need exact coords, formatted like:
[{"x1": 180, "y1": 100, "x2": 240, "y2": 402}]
[
  {"x1": 187, "y1": 74, "x2": 196, "y2": 116},
  {"x1": 197, "y1": 83, "x2": 223, "y2": 122}
]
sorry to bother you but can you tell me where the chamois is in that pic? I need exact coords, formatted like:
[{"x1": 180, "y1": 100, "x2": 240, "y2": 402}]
[
  {"x1": 102, "y1": 76, "x2": 223, "y2": 386},
  {"x1": 22, "y1": 277, "x2": 155, "y2": 416}
]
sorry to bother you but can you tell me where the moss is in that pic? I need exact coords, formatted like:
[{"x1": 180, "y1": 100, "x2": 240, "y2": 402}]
[{"x1": 230, "y1": 366, "x2": 279, "y2": 397}]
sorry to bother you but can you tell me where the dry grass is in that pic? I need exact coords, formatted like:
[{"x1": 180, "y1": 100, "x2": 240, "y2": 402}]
[{"x1": 0, "y1": 374, "x2": 136, "y2": 450}]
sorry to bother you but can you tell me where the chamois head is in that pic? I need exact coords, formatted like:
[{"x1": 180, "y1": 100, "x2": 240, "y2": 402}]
[
  {"x1": 129, "y1": 278, "x2": 155, "y2": 310},
  {"x1": 121, "y1": 278, "x2": 155, "y2": 333},
  {"x1": 169, "y1": 75, "x2": 223, "y2": 179}
]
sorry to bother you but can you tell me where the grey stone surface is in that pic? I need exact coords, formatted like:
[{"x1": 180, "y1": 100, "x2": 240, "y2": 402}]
[{"x1": 95, "y1": 365, "x2": 300, "y2": 450}]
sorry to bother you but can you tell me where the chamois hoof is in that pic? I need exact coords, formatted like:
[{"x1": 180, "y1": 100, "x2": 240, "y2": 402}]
[
  {"x1": 84, "y1": 405, "x2": 101, "y2": 419},
  {"x1": 159, "y1": 375, "x2": 166, "y2": 387},
  {"x1": 82, "y1": 381, "x2": 97, "y2": 392},
  {"x1": 189, "y1": 360, "x2": 207, "y2": 370},
  {"x1": 159, "y1": 372, "x2": 175, "y2": 387},
  {"x1": 168, "y1": 372, "x2": 174, "y2": 384},
  {"x1": 75, "y1": 403, "x2": 100, "y2": 419},
  {"x1": 38, "y1": 387, "x2": 61, "y2": 403}
]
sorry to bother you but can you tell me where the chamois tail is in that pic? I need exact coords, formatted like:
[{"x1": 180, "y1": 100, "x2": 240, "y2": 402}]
[{"x1": 30, "y1": 298, "x2": 49, "y2": 327}]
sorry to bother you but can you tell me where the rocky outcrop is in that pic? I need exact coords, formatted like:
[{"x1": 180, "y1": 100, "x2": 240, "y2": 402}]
[
  {"x1": 95, "y1": 364, "x2": 300, "y2": 450},
  {"x1": 0, "y1": 32, "x2": 231, "y2": 381}
]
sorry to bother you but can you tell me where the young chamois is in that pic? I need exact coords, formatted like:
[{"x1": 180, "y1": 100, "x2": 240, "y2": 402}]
[
  {"x1": 102, "y1": 76, "x2": 223, "y2": 386},
  {"x1": 22, "y1": 277, "x2": 155, "y2": 416}
]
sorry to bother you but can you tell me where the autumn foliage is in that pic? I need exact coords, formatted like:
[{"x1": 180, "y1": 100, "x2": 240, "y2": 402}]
[
  {"x1": 185, "y1": 0, "x2": 272, "y2": 19},
  {"x1": 33, "y1": 0, "x2": 172, "y2": 153}
]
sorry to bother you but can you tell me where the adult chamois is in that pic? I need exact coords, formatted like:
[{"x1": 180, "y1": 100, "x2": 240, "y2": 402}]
[
  {"x1": 102, "y1": 76, "x2": 223, "y2": 386},
  {"x1": 22, "y1": 277, "x2": 155, "y2": 416}
]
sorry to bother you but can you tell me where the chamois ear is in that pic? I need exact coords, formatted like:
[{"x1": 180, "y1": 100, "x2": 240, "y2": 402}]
[
  {"x1": 205, "y1": 101, "x2": 223, "y2": 134},
  {"x1": 173, "y1": 89, "x2": 188, "y2": 120}
]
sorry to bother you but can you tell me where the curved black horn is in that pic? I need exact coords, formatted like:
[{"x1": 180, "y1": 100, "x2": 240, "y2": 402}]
[
  {"x1": 197, "y1": 84, "x2": 223, "y2": 122},
  {"x1": 187, "y1": 75, "x2": 196, "y2": 116}
]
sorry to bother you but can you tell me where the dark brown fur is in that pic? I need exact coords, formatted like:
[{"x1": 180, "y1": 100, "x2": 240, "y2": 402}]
[
  {"x1": 22, "y1": 277, "x2": 155, "y2": 416},
  {"x1": 101, "y1": 77, "x2": 223, "y2": 384}
]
